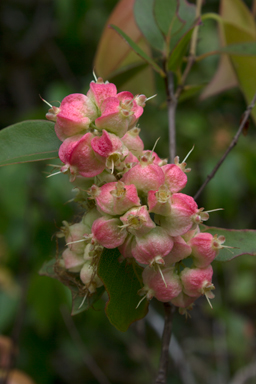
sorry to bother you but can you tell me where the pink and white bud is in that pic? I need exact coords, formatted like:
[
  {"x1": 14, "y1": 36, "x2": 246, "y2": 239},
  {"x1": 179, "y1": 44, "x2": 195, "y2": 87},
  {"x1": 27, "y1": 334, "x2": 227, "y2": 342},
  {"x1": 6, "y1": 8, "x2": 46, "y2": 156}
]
[
  {"x1": 59, "y1": 133, "x2": 105, "y2": 181},
  {"x1": 132, "y1": 227, "x2": 174, "y2": 265},
  {"x1": 120, "y1": 205, "x2": 155, "y2": 237},
  {"x1": 62, "y1": 248, "x2": 85, "y2": 272},
  {"x1": 82, "y1": 207, "x2": 102, "y2": 230},
  {"x1": 181, "y1": 265, "x2": 215, "y2": 299},
  {"x1": 89, "y1": 181, "x2": 140, "y2": 216},
  {"x1": 91, "y1": 130, "x2": 127, "y2": 159},
  {"x1": 87, "y1": 78, "x2": 117, "y2": 109},
  {"x1": 121, "y1": 127, "x2": 144, "y2": 157},
  {"x1": 142, "y1": 150, "x2": 167, "y2": 167},
  {"x1": 139, "y1": 266, "x2": 182, "y2": 302},
  {"x1": 162, "y1": 163, "x2": 187, "y2": 193},
  {"x1": 46, "y1": 105, "x2": 60, "y2": 122},
  {"x1": 92, "y1": 216, "x2": 127, "y2": 248},
  {"x1": 189, "y1": 232, "x2": 226, "y2": 268},
  {"x1": 52, "y1": 94, "x2": 98, "y2": 141},
  {"x1": 155, "y1": 193, "x2": 198, "y2": 236},
  {"x1": 164, "y1": 236, "x2": 192, "y2": 266},
  {"x1": 148, "y1": 184, "x2": 172, "y2": 216},
  {"x1": 171, "y1": 292, "x2": 196, "y2": 308},
  {"x1": 80, "y1": 261, "x2": 103, "y2": 293},
  {"x1": 61, "y1": 220, "x2": 89, "y2": 254},
  {"x1": 121, "y1": 159, "x2": 165, "y2": 195}
]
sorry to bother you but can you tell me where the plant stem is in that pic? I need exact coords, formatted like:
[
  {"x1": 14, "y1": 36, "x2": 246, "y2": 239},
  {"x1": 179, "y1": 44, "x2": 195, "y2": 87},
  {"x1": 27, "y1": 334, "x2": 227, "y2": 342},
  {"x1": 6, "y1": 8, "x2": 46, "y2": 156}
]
[
  {"x1": 166, "y1": 71, "x2": 177, "y2": 163},
  {"x1": 194, "y1": 91, "x2": 256, "y2": 200},
  {"x1": 155, "y1": 303, "x2": 174, "y2": 384}
]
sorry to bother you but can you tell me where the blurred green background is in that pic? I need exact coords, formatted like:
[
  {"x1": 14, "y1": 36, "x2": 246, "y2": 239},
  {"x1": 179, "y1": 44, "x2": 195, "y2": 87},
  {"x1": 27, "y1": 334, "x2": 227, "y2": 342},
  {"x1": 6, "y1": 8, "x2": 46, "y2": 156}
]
[{"x1": 0, "y1": 0, "x2": 256, "y2": 383}]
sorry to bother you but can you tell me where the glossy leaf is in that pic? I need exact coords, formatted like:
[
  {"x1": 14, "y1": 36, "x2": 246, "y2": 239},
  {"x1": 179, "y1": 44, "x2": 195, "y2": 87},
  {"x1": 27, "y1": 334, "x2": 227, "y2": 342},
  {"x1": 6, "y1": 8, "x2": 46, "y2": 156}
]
[
  {"x1": 154, "y1": 0, "x2": 178, "y2": 37},
  {"x1": 0, "y1": 120, "x2": 61, "y2": 166},
  {"x1": 110, "y1": 25, "x2": 165, "y2": 76},
  {"x1": 168, "y1": 27, "x2": 193, "y2": 71},
  {"x1": 134, "y1": 0, "x2": 165, "y2": 52},
  {"x1": 97, "y1": 248, "x2": 148, "y2": 332},
  {"x1": 201, "y1": 226, "x2": 256, "y2": 262}
]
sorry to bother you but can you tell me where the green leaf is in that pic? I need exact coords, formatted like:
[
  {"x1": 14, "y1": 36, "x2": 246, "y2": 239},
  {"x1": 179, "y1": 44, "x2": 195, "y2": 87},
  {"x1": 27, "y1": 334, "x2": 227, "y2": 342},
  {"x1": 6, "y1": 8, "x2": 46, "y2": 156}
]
[
  {"x1": 110, "y1": 25, "x2": 165, "y2": 76},
  {"x1": 108, "y1": 62, "x2": 149, "y2": 89},
  {"x1": 168, "y1": 27, "x2": 194, "y2": 71},
  {"x1": 0, "y1": 120, "x2": 61, "y2": 166},
  {"x1": 217, "y1": 41, "x2": 256, "y2": 55},
  {"x1": 201, "y1": 226, "x2": 256, "y2": 262},
  {"x1": 39, "y1": 258, "x2": 105, "y2": 315},
  {"x1": 179, "y1": 83, "x2": 206, "y2": 102},
  {"x1": 97, "y1": 248, "x2": 148, "y2": 332},
  {"x1": 134, "y1": 0, "x2": 165, "y2": 52},
  {"x1": 169, "y1": 0, "x2": 197, "y2": 52},
  {"x1": 154, "y1": 0, "x2": 178, "y2": 37}
]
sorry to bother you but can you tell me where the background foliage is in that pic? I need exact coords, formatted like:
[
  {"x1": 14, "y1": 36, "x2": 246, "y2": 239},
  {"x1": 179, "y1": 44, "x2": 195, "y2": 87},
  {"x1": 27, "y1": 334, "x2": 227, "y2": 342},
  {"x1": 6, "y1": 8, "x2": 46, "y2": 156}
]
[{"x1": 0, "y1": 0, "x2": 256, "y2": 383}]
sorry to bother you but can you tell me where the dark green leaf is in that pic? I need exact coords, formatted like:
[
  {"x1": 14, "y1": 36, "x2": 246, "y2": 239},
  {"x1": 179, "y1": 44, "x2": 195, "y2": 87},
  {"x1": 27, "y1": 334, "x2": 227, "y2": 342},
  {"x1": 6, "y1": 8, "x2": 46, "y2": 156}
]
[
  {"x1": 110, "y1": 25, "x2": 165, "y2": 76},
  {"x1": 97, "y1": 248, "x2": 148, "y2": 332},
  {"x1": 168, "y1": 28, "x2": 193, "y2": 71},
  {"x1": 0, "y1": 120, "x2": 61, "y2": 166},
  {"x1": 170, "y1": 0, "x2": 198, "y2": 51},
  {"x1": 108, "y1": 62, "x2": 149, "y2": 89},
  {"x1": 178, "y1": 83, "x2": 206, "y2": 102},
  {"x1": 154, "y1": 0, "x2": 178, "y2": 37},
  {"x1": 39, "y1": 258, "x2": 105, "y2": 315},
  {"x1": 217, "y1": 41, "x2": 256, "y2": 56},
  {"x1": 134, "y1": 0, "x2": 165, "y2": 51},
  {"x1": 201, "y1": 226, "x2": 256, "y2": 262}
]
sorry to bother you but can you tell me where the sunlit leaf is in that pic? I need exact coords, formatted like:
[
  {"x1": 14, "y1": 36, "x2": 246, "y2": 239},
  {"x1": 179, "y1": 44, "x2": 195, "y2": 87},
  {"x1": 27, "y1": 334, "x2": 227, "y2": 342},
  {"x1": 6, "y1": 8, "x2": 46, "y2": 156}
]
[
  {"x1": 134, "y1": 0, "x2": 165, "y2": 52},
  {"x1": 110, "y1": 25, "x2": 165, "y2": 76},
  {"x1": 201, "y1": 226, "x2": 256, "y2": 262},
  {"x1": 97, "y1": 248, "x2": 148, "y2": 332},
  {"x1": 0, "y1": 120, "x2": 61, "y2": 166}
]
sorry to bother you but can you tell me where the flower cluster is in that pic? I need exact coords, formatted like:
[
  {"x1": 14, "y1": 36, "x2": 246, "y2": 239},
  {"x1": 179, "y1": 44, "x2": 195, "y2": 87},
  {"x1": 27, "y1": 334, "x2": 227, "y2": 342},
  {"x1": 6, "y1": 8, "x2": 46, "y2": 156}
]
[{"x1": 47, "y1": 77, "x2": 227, "y2": 314}]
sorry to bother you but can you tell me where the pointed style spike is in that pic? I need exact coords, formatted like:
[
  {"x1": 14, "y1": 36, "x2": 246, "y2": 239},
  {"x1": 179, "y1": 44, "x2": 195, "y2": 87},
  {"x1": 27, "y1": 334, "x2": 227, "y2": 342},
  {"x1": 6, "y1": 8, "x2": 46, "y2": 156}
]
[
  {"x1": 136, "y1": 294, "x2": 147, "y2": 309},
  {"x1": 46, "y1": 171, "x2": 62, "y2": 178},
  {"x1": 157, "y1": 264, "x2": 167, "y2": 288},
  {"x1": 205, "y1": 294, "x2": 213, "y2": 309},
  {"x1": 146, "y1": 94, "x2": 157, "y2": 101},
  {"x1": 66, "y1": 239, "x2": 86, "y2": 245},
  {"x1": 39, "y1": 94, "x2": 53, "y2": 108},
  {"x1": 92, "y1": 70, "x2": 98, "y2": 82},
  {"x1": 182, "y1": 145, "x2": 195, "y2": 163},
  {"x1": 78, "y1": 292, "x2": 88, "y2": 309}
]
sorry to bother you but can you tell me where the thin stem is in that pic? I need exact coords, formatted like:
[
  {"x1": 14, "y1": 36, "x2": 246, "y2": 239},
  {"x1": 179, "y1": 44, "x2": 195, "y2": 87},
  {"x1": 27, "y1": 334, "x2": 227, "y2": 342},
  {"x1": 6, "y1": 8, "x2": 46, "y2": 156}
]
[
  {"x1": 194, "y1": 91, "x2": 256, "y2": 200},
  {"x1": 155, "y1": 303, "x2": 174, "y2": 384},
  {"x1": 165, "y1": 71, "x2": 177, "y2": 163}
]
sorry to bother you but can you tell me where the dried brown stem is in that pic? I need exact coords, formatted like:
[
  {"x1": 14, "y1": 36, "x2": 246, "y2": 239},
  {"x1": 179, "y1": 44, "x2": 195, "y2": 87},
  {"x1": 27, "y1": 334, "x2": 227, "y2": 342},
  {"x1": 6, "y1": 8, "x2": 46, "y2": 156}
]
[
  {"x1": 194, "y1": 91, "x2": 256, "y2": 200},
  {"x1": 155, "y1": 303, "x2": 174, "y2": 384}
]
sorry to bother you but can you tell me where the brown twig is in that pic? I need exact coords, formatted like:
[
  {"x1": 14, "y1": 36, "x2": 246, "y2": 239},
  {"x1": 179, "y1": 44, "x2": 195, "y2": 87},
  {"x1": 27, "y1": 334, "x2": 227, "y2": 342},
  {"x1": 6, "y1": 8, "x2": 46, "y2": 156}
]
[
  {"x1": 165, "y1": 71, "x2": 177, "y2": 163},
  {"x1": 194, "y1": 91, "x2": 256, "y2": 200},
  {"x1": 155, "y1": 303, "x2": 174, "y2": 384}
]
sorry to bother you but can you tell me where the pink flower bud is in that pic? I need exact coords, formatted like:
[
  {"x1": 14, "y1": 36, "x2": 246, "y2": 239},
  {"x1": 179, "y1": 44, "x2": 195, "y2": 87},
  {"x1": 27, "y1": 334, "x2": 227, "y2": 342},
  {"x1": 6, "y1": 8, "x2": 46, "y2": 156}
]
[
  {"x1": 181, "y1": 265, "x2": 215, "y2": 299},
  {"x1": 53, "y1": 94, "x2": 98, "y2": 141},
  {"x1": 61, "y1": 220, "x2": 89, "y2": 254},
  {"x1": 87, "y1": 79, "x2": 117, "y2": 109},
  {"x1": 121, "y1": 127, "x2": 144, "y2": 157},
  {"x1": 164, "y1": 236, "x2": 192, "y2": 265},
  {"x1": 46, "y1": 106, "x2": 60, "y2": 122},
  {"x1": 148, "y1": 184, "x2": 172, "y2": 216},
  {"x1": 142, "y1": 150, "x2": 167, "y2": 166},
  {"x1": 155, "y1": 193, "x2": 198, "y2": 236},
  {"x1": 88, "y1": 181, "x2": 140, "y2": 216},
  {"x1": 132, "y1": 227, "x2": 174, "y2": 265},
  {"x1": 119, "y1": 205, "x2": 155, "y2": 236},
  {"x1": 80, "y1": 261, "x2": 103, "y2": 293},
  {"x1": 121, "y1": 158, "x2": 165, "y2": 195},
  {"x1": 118, "y1": 234, "x2": 136, "y2": 260},
  {"x1": 139, "y1": 266, "x2": 182, "y2": 302},
  {"x1": 59, "y1": 133, "x2": 105, "y2": 181},
  {"x1": 162, "y1": 163, "x2": 187, "y2": 193},
  {"x1": 62, "y1": 248, "x2": 85, "y2": 272},
  {"x1": 171, "y1": 292, "x2": 196, "y2": 309},
  {"x1": 189, "y1": 232, "x2": 226, "y2": 268},
  {"x1": 92, "y1": 216, "x2": 127, "y2": 248}
]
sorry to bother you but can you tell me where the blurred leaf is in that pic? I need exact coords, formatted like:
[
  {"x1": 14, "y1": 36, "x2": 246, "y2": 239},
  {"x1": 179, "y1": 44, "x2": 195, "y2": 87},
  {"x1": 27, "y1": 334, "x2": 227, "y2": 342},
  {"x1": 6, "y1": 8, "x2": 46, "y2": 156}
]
[
  {"x1": 110, "y1": 25, "x2": 165, "y2": 76},
  {"x1": 220, "y1": 0, "x2": 256, "y2": 36},
  {"x1": 0, "y1": 290, "x2": 19, "y2": 332},
  {"x1": 0, "y1": 120, "x2": 61, "y2": 166},
  {"x1": 154, "y1": 0, "x2": 178, "y2": 37},
  {"x1": 168, "y1": 28, "x2": 193, "y2": 71},
  {"x1": 169, "y1": 0, "x2": 198, "y2": 52},
  {"x1": 217, "y1": 41, "x2": 256, "y2": 55},
  {"x1": 201, "y1": 226, "x2": 256, "y2": 262},
  {"x1": 134, "y1": 0, "x2": 165, "y2": 51},
  {"x1": 179, "y1": 83, "x2": 206, "y2": 102},
  {"x1": 97, "y1": 248, "x2": 148, "y2": 332},
  {"x1": 108, "y1": 62, "x2": 148, "y2": 88},
  {"x1": 94, "y1": 0, "x2": 144, "y2": 79}
]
